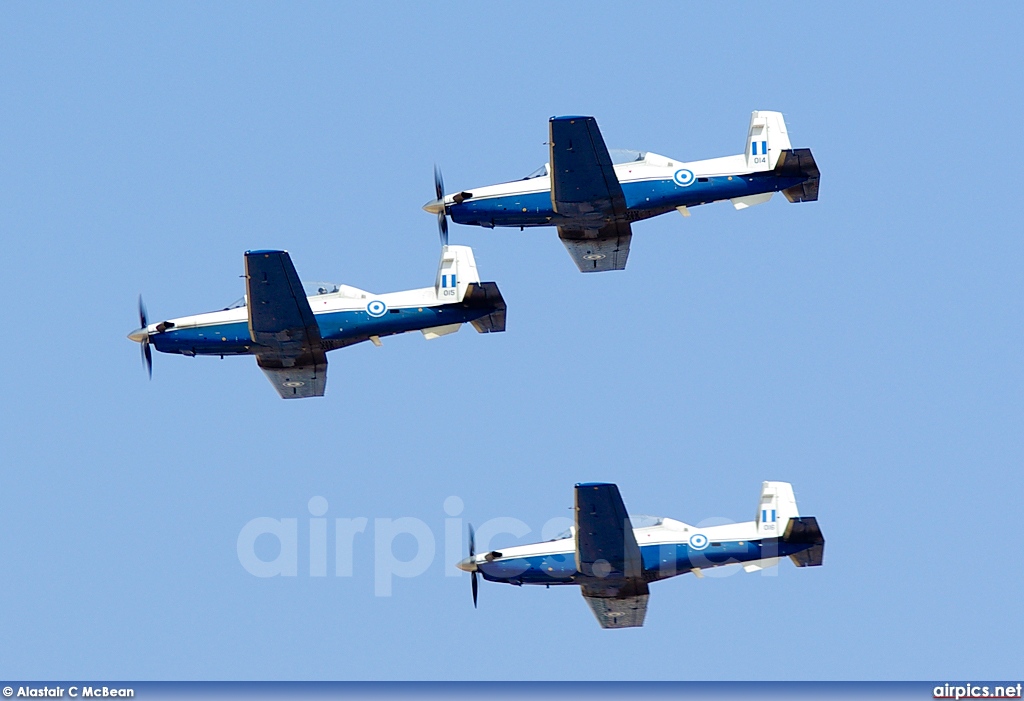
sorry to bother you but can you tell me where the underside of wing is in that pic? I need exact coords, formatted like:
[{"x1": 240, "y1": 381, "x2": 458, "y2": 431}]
[
  {"x1": 582, "y1": 589, "x2": 650, "y2": 629},
  {"x1": 244, "y1": 250, "x2": 328, "y2": 399},
  {"x1": 549, "y1": 116, "x2": 627, "y2": 219},
  {"x1": 259, "y1": 364, "x2": 327, "y2": 399},
  {"x1": 558, "y1": 221, "x2": 632, "y2": 273}
]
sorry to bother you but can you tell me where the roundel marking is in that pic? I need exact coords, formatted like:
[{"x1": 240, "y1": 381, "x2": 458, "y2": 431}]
[
  {"x1": 583, "y1": 253, "x2": 606, "y2": 261},
  {"x1": 689, "y1": 533, "x2": 709, "y2": 550},
  {"x1": 673, "y1": 168, "x2": 696, "y2": 187},
  {"x1": 366, "y1": 300, "x2": 387, "y2": 317},
  {"x1": 283, "y1": 381, "x2": 305, "y2": 388}
]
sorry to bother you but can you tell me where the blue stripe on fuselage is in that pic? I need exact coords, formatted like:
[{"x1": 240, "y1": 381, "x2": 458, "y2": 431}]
[
  {"x1": 448, "y1": 171, "x2": 810, "y2": 229},
  {"x1": 150, "y1": 303, "x2": 492, "y2": 357},
  {"x1": 476, "y1": 538, "x2": 814, "y2": 586}
]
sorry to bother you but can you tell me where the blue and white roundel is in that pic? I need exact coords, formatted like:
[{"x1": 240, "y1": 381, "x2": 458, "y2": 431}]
[
  {"x1": 688, "y1": 533, "x2": 709, "y2": 550},
  {"x1": 673, "y1": 168, "x2": 696, "y2": 187},
  {"x1": 366, "y1": 300, "x2": 387, "y2": 317}
]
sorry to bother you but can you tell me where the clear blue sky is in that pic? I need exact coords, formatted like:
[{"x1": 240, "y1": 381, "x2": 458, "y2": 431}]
[{"x1": 1, "y1": 1, "x2": 1021, "y2": 681}]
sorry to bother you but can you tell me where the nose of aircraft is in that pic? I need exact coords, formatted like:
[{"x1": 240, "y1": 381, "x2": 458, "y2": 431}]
[
  {"x1": 422, "y1": 198, "x2": 444, "y2": 215},
  {"x1": 456, "y1": 556, "x2": 478, "y2": 573},
  {"x1": 127, "y1": 327, "x2": 149, "y2": 343}
]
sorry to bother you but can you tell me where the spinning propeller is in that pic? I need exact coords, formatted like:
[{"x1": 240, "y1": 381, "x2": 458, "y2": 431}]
[
  {"x1": 129, "y1": 295, "x2": 174, "y2": 378},
  {"x1": 137, "y1": 295, "x2": 153, "y2": 379},
  {"x1": 434, "y1": 165, "x2": 449, "y2": 247},
  {"x1": 468, "y1": 523, "x2": 478, "y2": 608}
]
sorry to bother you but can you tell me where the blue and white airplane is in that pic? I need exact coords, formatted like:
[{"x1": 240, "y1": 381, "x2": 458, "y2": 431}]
[
  {"x1": 127, "y1": 245, "x2": 505, "y2": 398},
  {"x1": 458, "y1": 481, "x2": 824, "y2": 629},
  {"x1": 425, "y1": 111, "x2": 820, "y2": 272}
]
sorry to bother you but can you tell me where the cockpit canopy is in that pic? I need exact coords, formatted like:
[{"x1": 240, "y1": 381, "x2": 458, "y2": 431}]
[
  {"x1": 523, "y1": 149, "x2": 648, "y2": 180},
  {"x1": 303, "y1": 281, "x2": 340, "y2": 297},
  {"x1": 223, "y1": 281, "x2": 371, "y2": 310},
  {"x1": 550, "y1": 526, "x2": 575, "y2": 541},
  {"x1": 523, "y1": 164, "x2": 549, "y2": 180},
  {"x1": 303, "y1": 282, "x2": 371, "y2": 299},
  {"x1": 547, "y1": 514, "x2": 663, "y2": 542},
  {"x1": 609, "y1": 149, "x2": 647, "y2": 164}
]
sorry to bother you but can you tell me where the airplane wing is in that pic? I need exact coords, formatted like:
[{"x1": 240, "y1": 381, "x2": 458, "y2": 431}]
[
  {"x1": 244, "y1": 250, "x2": 328, "y2": 399},
  {"x1": 549, "y1": 116, "x2": 627, "y2": 219},
  {"x1": 558, "y1": 221, "x2": 632, "y2": 273},
  {"x1": 575, "y1": 483, "x2": 649, "y2": 628},
  {"x1": 582, "y1": 586, "x2": 650, "y2": 630},
  {"x1": 575, "y1": 483, "x2": 643, "y2": 580}
]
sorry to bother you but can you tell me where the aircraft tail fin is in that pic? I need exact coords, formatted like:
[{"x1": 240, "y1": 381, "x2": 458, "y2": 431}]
[
  {"x1": 435, "y1": 245, "x2": 480, "y2": 304},
  {"x1": 744, "y1": 110, "x2": 792, "y2": 172},
  {"x1": 755, "y1": 481, "x2": 799, "y2": 538}
]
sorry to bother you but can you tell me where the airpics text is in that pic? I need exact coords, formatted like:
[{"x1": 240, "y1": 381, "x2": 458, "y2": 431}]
[
  {"x1": 236, "y1": 496, "x2": 778, "y2": 596},
  {"x1": 5, "y1": 687, "x2": 133, "y2": 698},
  {"x1": 934, "y1": 684, "x2": 1022, "y2": 699}
]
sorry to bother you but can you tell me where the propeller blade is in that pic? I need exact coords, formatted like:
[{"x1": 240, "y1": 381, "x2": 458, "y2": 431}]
[
  {"x1": 433, "y1": 164, "x2": 445, "y2": 203},
  {"x1": 437, "y1": 210, "x2": 448, "y2": 247},
  {"x1": 137, "y1": 294, "x2": 153, "y2": 379},
  {"x1": 468, "y1": 523, "x2": 478, "y2": 608},
  {"x1": 434, "y1": 165, "x2": 449, "y2": 247}
]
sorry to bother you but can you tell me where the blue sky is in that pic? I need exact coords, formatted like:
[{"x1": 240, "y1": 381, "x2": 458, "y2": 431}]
[{"x1": 1, "y1": 1, "x2": 1021, "y2": 681}]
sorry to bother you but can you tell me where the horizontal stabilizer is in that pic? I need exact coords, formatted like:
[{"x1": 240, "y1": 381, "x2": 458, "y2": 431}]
[
  {"x1": 775, "y1": 148, "x2": 820, "y2": 203},
  {"x1": 783, "y1": 516, "x2": 825, "y2": 567},
  {"x1": 731, "y1": 192, "x2": 774, "y2": 210},
  {"x1": 743, "y1": 557, "x2": 780, "y2": 572},
  {"x1": 421, "y1": 323, "x2": 461, "y2": 340},
  {"x1": 463, "y1": 282, "x2": 506, "y2": 333}
]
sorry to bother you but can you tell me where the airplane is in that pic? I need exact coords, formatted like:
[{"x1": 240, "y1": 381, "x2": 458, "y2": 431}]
[
  {"x1": 457, "y1": 481, "x2": 824, "y2": 629},
  {"x1": 424, "y1": 111, "x2": 820, "y2": 273},
  {"x1": 127, "y1": 244, "x2": 506, "y2": 398}
]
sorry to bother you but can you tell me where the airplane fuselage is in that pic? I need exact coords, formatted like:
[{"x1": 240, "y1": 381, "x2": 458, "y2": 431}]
[
  {"x1": 469, "y1": 516, "x2": 822, "y2": 587},
  {"x1": 145, "y1": 286, "x2": 495, "y2": 358},
  {"x1": 446, "y1": 153, "x2": 812, "y2": 230}
]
